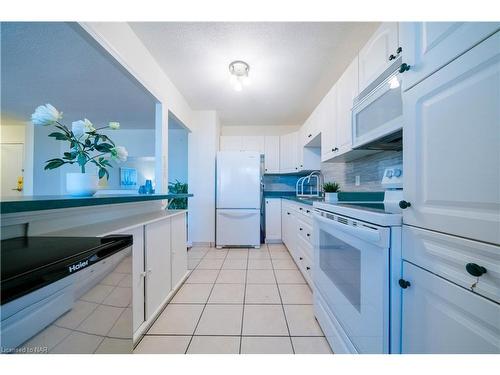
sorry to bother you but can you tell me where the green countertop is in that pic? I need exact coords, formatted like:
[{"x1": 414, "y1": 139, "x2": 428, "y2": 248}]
[{"x1": 0, "y1": 193, "x2": 193, "y2": 214}]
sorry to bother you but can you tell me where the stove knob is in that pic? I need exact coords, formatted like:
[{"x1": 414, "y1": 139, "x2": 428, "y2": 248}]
[
  {"x1": 394, "y1": 169, "x2": 402, "y2": 177},
  {"x1": 399, "y1": 200, "x2": 411, "y2": 209}
]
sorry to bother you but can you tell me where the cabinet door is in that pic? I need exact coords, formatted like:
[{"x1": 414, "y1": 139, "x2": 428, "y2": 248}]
[
  {"x1": 145, "y1": 218, "x2": 172, "y2": 320},
  {"x1": 401, "y1": 261, "x2": 500, "y2": 354},
  {"x1": 359, "y1": 22, "x2": 399, "y2": 92},
  {"x1": 171, "y1": 212, "x2": 187, "y2": 289},
  {"x1": 119, "y1": 226, "x2": 144, "y2": 333},
  {"x1": 265, "y1": 198, "x2": 282, "y2": 242},
  {"x1": 400, "y1": 22, "x2": 500, "y2": 91},
  {"x1": 321, "y1": 84, "x2": 337, "y2": 161},
  {"x1": 220, "y1": 136, "x2": 243, "y2": 151},
  {"x1": 402, "y1": 32, "x2": 500, "y2": 244},
  {"x1": 281, "y1": 203, "x2": 290, "y2": 245},
  {"x1": 280, "y1": 132, "x2": 298, "y2": 173},
  {"x1": 335, "y1": 56, "x2": 358, "y2": 156},
  {"x1": 264, "y1": 136, "x2": 280, "y2": 173},
  {"x1": 242, "y1": 136, "x2": 265, "y2": 153}
]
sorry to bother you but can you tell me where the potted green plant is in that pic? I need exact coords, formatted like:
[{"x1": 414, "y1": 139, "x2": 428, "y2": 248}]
[
  {"x1": 323, "y1": 181, "x2": 341, "y2": 203},
  {"x1": 168, "y1": 180, "x2": 188, "y2": 209},
  {"x1": 31, "y1": 104, "x2": 128, "y2": 196}
]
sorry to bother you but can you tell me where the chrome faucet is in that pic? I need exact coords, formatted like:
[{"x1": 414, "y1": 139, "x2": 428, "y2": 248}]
[{"x1": 296, "y1": 171, "x2": 323, "y2": 198}]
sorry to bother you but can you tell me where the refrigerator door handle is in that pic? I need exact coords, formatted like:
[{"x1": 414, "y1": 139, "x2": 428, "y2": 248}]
[{"x1": 219, "y1": 211, "x2": 259, "y2": 219}]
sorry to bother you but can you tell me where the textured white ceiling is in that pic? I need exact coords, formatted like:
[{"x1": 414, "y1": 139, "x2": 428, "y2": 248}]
[
  {"x1": 1, "y1": 22, "x2": 157, "y2": 129},
  {"x1": 130, "y1": 22, "x2": 379, "y2": 126}
]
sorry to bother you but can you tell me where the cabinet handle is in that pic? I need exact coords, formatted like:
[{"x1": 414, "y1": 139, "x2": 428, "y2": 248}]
[
  {"x1": 299, "y1": 227, "x2": 303, "y2": 231},
  {"x1": 466, "y1": 263, "x2": 487, "y2": 277},
  {"x1": 399, "y1": 200, "x2": 411, "y2": 209},
  {"x1": 299, "y1": 257, "x2": 303, "y2": 260},
  {"x1": 306, "y1": 266, "x2": 311, "y2": 270},
  {"x1": 299, "y1": 207, "x2": 303, "y2": 210},
  {"x1": 306, "y1": 233, "x2": 310, "y2": 237},
  {"x1": 398, "y1": 279, "x2": 411, "y2": 289},
  {"x1": 399, "y1": 63, "x2": 411, "y2": 73},
  {"x1": 265, "y1": 168, "x2": 268, "y2": 171},
  {"x1": 331, "y1": 147, "x2": 338, "y2": 152},
  {"x1": 396, "y1": 46, "x2": 402, "y2": 54},
  {"x1": 295, "y1": 167, "x2": 298, "y2": 170},
  {"x1": 306, "y1": 210, "x2": 310, "y2": 213},
  {"x1": 388, "y1": 54, "x2": 396, "y2": 61}
]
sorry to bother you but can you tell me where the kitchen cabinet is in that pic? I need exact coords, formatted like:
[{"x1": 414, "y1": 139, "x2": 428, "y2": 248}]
[
  {"x1": 320, "y1": 84, "x2": 337, "y2": 162},
  {"x1": 359, "y1": 22, "x2": 399, "y2": 93},
  {"x1": 265, "y1": 198, "x2": 282, "y2": 242},
  {"x1": 402, "y1": 31, "x2": 500, "y2": 244},
  {"x1": 123, "y1": 226, "x2": 145, "y2": 335},
  {"x1": 400, "y1": 261, "x2": 500, "y2": 354},
  {"x1": 219, "y1": 135, "x2": 243, "y2": 151},
  {"x1": 170, "y1": 212, "x2": 187, "y2": 289},
  {"x1": 242, "y1": 136, "x2": 265, "y2": 153},
  {"x1": 399, "y1": 22, "x2": 500, "y2": 91},
  {"x1": 264, "y1": 136, "x2": 280, "y2": 173},
  {"x1": 280, "y1": 132, "x2": 299, "y2": 173},
  {"x1": 145, "y1": 217, "x2": 172, "y2": 320}
]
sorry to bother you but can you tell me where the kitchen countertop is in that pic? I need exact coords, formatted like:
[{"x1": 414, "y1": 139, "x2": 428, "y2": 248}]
[
  {"x1": 0, "y1": 193, "x2": 193, "y2": 214},
  {"x1": 264, "y1": 191, "x2": 384, "y2": 205}
]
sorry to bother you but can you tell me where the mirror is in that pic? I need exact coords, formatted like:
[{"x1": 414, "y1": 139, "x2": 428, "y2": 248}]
[{"x1": 1, "y1": 22, "x2": 159, "y2": 196}]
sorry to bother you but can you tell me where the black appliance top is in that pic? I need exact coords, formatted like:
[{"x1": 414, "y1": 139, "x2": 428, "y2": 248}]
[{"x1": 1, "y1": 235, "x2": 133, "y2": 305}]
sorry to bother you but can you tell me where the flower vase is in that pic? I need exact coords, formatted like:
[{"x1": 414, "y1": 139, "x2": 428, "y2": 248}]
[
  {"x1": 324, "y1": 192, "x2": 338, "y2": 203},
  {"x1": 66, "y1": 172, "x2": 98, "y2": 197}
]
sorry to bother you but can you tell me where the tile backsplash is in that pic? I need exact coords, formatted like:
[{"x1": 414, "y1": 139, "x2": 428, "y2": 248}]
[
  {"x1": 263, "y1": 174, "x2": 300, "y2": 192},
  {"x1": 321, "y1": 151, "x2": 402, "y2": 192}
]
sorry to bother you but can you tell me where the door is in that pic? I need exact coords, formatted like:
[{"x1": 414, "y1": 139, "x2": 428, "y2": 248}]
[
  {"x1": 313, "y1": 210, "x2": 391, "y2": 353},
  {"x1": 1, "y1": 143, "x2": 24, "y2": 196},
  {"x1": 216, "y1": 209, "x2": 260, "y2": 247},
  {"x1": 219, "y1": 136, "x2": 243, "y2": 151},
  {"x1": 265, "y1": 198, "x2": 282, "y2": 242},
  {"x1": 145, "y1": 218, "x2": 172, "y2": 320},
  {"x1": 242, "y1": 136, "x2": 265, "y2": 153},
  {"x1": 279, "y1": 132, "x2": 298, "y2": 173},
  {"x1": 171, "y1": 212, "x2": 187, "y2": 289},
  {"x1": 335, "y1": 56, "x2": 359, "y2": 156},
  {"x1": 402, "y1": 32, "x2": 500, "y2": 245},
  {"x1": 358, "y1": 22, "x2": 399, "y2": 92},
  {"x1": 400, "y1": 22, "x2": 500, "y2": 91},
  {"x1": 321, "y1": 85, "x2": 337, "y2": 161},
  {"x1": 264, "y1": 136, "x2": 280, "y2": 173},
  {"x1": 401, "y1": 261, "x2": 500, "y2": 354},
  {"x1": 216, "y1": 151, "x2": 261, "y2": 209},
  {"x1": 119, "y1": 226, "x2": 145, "y2": 333}
]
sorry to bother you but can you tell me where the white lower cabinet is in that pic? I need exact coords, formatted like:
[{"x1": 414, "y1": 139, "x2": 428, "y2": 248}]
[
  {"x1": 265, "y1": 198, "x2": 282, "y2": 242},
  {"x1": 170, "y1": 212, "x2": 187, "y2": 289},
  {"x1": 401, "y1": 261, "x2": 500, "y2": 354},
  {"x1": 145, "y1": 218, "x2": 172, "y2": 320}
]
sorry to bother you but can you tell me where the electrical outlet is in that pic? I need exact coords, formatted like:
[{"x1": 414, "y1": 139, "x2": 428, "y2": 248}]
[{"x1": 355, "y1": 175, "x2": 360, "y2": 186}]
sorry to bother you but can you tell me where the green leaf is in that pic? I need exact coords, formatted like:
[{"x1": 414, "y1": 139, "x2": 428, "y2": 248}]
[
  {"x1": 63, "y1": 151, "x2": 77, "y2": 160},
  {"x1": 98, "y1": 168, "x2": 106, "y2": 179},
  {"x1": 95, "y1": 143, "x2": 113, "y2": 152},
  {"x1": 44, "y1": 159, "x2": 65, "y2": 170},
  {"x1": 77, "y1": 153, "x2": 87, "y2": 166},
  {"x1": 48, "y1": 132, "x2": 68, "y2": 141}
]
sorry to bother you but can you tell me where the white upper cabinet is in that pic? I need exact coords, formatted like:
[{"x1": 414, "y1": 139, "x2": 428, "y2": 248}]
[
  {"x1": 359, "y1": 22, "x2": 399, "y2": 92},
  {"x1": 335, "y1": 56, "x2": 359, "y2": 156},
  {"x1": 399, "y1": 22, "x2": 500, "y2": 91},
  {"x1": 219, "y1": 135, "x2": 243, "y2": 151},
  {"x1": 264, "y1": 136, "x2": 280, "y2": 174},
  {"x1": 402, "y1": 31, "x2": 500, "y2": 245},
  {"x1": 320, "y1": 84, "x2": 337, "y2": 162},
  {"x1": 242, "y1": 136, "x2": 265, "y2": 153},
  {"x1": 280, "y1": 132, "x2": 298, "y2": 173}
]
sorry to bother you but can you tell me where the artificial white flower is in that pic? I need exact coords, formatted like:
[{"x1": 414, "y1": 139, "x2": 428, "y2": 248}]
[
  {"x1": 31, "y1": 104, "x2": 63, "y2": 126},
  {"x1": 72, "y1": 118, "x2": 95, "y2": 139},
  {"x1": 108, "y1": 122, "x2": 120, "y2": 130},
  {"x1": 111, "y1": 146, "x2": 128, "y2": 162}
]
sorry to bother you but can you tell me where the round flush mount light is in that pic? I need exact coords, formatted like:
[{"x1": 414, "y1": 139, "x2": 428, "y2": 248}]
[{"x1": 229, "y1": 60, "x2": 251, "y2": 91}]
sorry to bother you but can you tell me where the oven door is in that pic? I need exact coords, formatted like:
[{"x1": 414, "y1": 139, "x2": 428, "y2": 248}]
[
  {"x1": 351, "y1": 72, "x2": 403, "y2": 149},
  {"x1": 313, "y1": 210, "x2": 391, "y2": 353}
]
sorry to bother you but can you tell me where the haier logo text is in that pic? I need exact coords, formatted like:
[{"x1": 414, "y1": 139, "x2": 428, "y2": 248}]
[{"x1": 68, "y1": 260, "x2": 89, "y2": 273}]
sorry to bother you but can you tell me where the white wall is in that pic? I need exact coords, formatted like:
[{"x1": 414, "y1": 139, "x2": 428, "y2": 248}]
[
  {"x1": 220, "y1": 125, "x2": 299, "y2": 136},
  {"x1": 188, "y1": 111, "x2": 219, "y2": 245}
]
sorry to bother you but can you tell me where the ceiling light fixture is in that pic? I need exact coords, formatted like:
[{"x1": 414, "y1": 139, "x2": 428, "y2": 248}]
[{"x1": 229, "y1": 60, "x2": 250, "y2": 91}]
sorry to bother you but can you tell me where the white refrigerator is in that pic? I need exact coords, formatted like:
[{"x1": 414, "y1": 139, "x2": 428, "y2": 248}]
[{"x1": 216, "y1": 151, "x2": 261, "y2": 248}]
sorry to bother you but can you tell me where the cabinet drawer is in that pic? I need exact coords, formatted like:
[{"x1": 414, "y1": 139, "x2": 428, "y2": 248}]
[
  {"x1": 297, "y1": 218, "x2": 313, "y2": 248},
  {"x1": 403, "y1": 225, "x2": 500, "y2": 303},
  {"x1": 295, "y1": 249, "x2": 313, "y2": 287},
  {"x1": 295, "y1": 204, "x2": 313, "y2": 219},
  {"x1": 297, "y1": 234, "x2": 313, "y2": 262}
]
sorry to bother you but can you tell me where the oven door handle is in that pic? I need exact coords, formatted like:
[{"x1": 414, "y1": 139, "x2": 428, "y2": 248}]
[{"x1": 314, "y1": 213, "x2": 380, "y2": 243}]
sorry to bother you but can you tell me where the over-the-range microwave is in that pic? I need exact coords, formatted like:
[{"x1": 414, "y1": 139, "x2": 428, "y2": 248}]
[{"x1": 351, "y1": 58, "x2": 404, "y2": 151}]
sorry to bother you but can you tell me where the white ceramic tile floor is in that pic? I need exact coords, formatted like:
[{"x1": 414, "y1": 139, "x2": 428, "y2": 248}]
[{"x1": 136, "y1": 244, "x2": 331, "y2": 354}]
